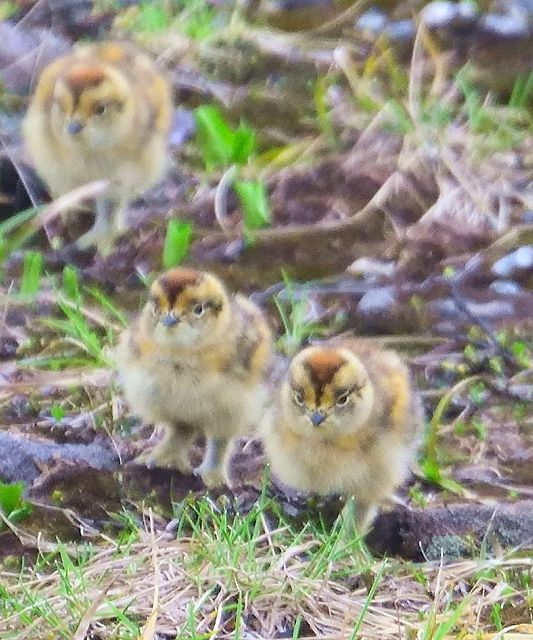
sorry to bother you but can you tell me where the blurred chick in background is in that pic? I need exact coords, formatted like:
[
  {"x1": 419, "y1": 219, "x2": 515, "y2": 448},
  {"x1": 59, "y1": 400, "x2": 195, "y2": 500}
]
[
  {"x1": 263, "y1": 339, "x2": 423, "y2": 533},
  {"x1": 22, "y1": 41, "x2": 172, "y2": 255},
  {"x1": 115, "y1": 267, "x2": 273, "y2": 488}
]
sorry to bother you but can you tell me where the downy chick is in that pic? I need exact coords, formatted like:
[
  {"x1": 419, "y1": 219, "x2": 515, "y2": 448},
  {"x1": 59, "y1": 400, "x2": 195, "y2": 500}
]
[
  {"x1": 263, "y1": 340, "x2": 423, "y2": 532},
  {"x1": 22, "y1": 41, "x2": 172, "y2": 255},
  {"x1": 115, "y1": 267, "x2": 272, "y2": 487}
]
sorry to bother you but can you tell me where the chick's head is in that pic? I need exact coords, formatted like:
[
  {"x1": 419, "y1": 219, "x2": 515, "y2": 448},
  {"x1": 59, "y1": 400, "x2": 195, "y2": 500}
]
[
  {"x1": 281, "y1": 346, "x2": 375, "y2": 436},
  {"x1": 51, "y1": 64, "x2": 135, "y2": 148},
  {"x1": 144, "y1": 268, "x2": 230, "y2": 347}
]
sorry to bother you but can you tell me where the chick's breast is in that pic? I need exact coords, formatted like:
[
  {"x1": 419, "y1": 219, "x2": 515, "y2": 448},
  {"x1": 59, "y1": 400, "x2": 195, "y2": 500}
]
[
  {"x1": 22, "y1": 41, "x2": 172, "y2": 200},
  {"x1": 115, "y1": 292, "x2": 271, "y2": 438},
  {"x1": 264, "y1": 341, "x2": 422, "y2": 502}
]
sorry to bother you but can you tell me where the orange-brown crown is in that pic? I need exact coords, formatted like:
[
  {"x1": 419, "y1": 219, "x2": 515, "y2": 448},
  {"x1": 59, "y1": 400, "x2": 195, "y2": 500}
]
[
  {"x1": 151, "y1": 268, "x2": 203, "y2": 307},
  {"x1": 61, "y1": 65, "x2": 108, "y2": 103},
  {"x1": 288, "y1": 345, "x2": 369, "y2": 410},
  {"x1": 303, "y1": 349, "x2": 346, "y2": 385}
]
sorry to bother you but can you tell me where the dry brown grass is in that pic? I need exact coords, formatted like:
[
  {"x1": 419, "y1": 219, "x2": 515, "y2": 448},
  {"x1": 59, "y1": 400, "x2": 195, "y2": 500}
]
[{"x1": 1, "y1": 507, "x2": 533, "y2": 639}]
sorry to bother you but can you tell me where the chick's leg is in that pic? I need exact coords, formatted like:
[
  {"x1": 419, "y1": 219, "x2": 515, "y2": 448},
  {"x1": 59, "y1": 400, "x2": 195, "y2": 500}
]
[
  {"x1": 342, "y1": 498, "x2": 378, "y2": 536},
  {"x1": 76, "y1": 197, "x2": 116, "y2": 254},
  {"x1": 194, "y1": 437, "x2": 234, "y2": 488},
  {"x1": 331, "y1": 496, "x2": 378, "y2": 555},
  {"x1": 135, "y1": 423, "x2": 195, "y2": 474},
  {"x1": 111, "y1": 197, "x2": 129, "y2": 235}
]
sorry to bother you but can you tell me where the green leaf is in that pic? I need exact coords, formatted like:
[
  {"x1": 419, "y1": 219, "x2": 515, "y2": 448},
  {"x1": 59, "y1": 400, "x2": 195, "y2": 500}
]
[
  {"x1": 194, "y1": 105, "x2": 236, "y2": 170},
  {"x1": 182, "y1": 1, "x2": 216, "y2": 40},
  {"x1": 0, "y1": 205, "x2": 39, "y2": 237},
  {"x1": 231, "y1": 122, "x2": 256, "y2": 165},
  {"x1": 163, "y1": 219, "x2": 193, "y2": 268},
  {"x1": 314, "y1": 76, "x2": 335, "y2": 143},
  {"x1": 420, "y1": 459, "x2": 464, "y2": 495},
  {"x1": 194, "y1": 106, "x2": 257, "y2": 169},
  {"x1": 509, "y1": 71, "x2": 533, "y2": 109},
  {"x1": 0, "y1": 205, "x2": 41, "y2": 263},
  {"x1": 86, "y1": 286, "x2": 128, "y2": 327},
  {"x1": 50, "y1": 405, "x2": 65, "y2": 421},
  {"x1": 0, "y1": 481, "x2": 32, "y2": 524},
  {"x1": 139, "y1": 3, "x2": 169, "y2": 32},
  {"x1": 234, "y1": 180, "x2": 271, "y2": 232},
  {"x1": 7, "y1": 505, "x2": 32, "y2": 524},
  {"x1": 62, "y1": 266, "x2": 82, "y2": 308},
  {"x1": 20, "y1": 251, "x2": 43, "y2": 297}
]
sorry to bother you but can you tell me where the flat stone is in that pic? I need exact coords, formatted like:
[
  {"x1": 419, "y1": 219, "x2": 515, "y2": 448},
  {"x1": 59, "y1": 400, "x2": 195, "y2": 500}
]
[
  {"x1": 489, "y1": 279, "x2": 524, "y2": 296},
  {"x1": 492, "y1": 246, "x2": 533, "y2": 277},
  {"x1": 384, "y1": 19, "x2": 416, "y2": 42},
  {"x1": 347, "y1": 257, "x2": 396, "y2": 279},
  {"x1": 355, "y1": 8, "x2": 388, "y2": 34},
  {"x1": 369, "y1": 500, "x2": 533, "y2": 560},
  {"x1": 421, "y1": 1, "x2": 458, "y2": 28},
  {"x1": 480, "y1": 11, "x2": 530, "y2": 37},
  {"x1": 357, "y1": 286, "x2": 396, "y2": 317},
  {"x1": 421, "y1": 0, "x2": 478, "y2": 29},
  {"x1": 0, "y1": 432, "x2": 118, "y2": 485}
]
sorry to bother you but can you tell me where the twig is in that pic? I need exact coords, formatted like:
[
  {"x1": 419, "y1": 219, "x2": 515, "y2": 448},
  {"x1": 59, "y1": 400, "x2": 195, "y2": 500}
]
[
  {"x1": 450, "y1": 254, "x2": 518, "y2": 367},
  {"x1": 214, "y1": 165, "x2": 238, "y2": 234},
  {"x1": 305, "y1": 0, "x2": 369, "y2": 36}
]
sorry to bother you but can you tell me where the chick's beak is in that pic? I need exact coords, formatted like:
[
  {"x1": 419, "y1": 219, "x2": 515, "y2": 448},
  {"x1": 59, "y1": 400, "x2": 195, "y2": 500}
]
[
  {"x1": 309, "y1": 411, "x2": 326, "y2": 427},
  {"x1": 67, "y1": 120, "x2": 84, "y2": 135},
  {"x1": 160, "y1": 312, "x2": 180, "y2": 328}
]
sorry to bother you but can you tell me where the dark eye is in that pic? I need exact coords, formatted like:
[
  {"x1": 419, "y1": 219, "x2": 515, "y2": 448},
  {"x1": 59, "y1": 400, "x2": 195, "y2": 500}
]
[
  {"x1": 293, "y1": 389, "x2": 304, "y2": 406},
  {"x1": 192, "y1": 304, "x2": 205, "y2": 317},
  {"x1": 336, "y1": 392, "x2": 350, "y2": 407},
  {"x1": 94, "y1": 103, "x2": 106, "y2": 116}
]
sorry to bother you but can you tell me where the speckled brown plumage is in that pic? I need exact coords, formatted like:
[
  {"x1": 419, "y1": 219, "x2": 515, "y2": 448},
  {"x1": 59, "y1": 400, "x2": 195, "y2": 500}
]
[
  {"x1": 115, "y1": 268, "x2": 273, "y2": 488},
  {"x1": 22, "y1": 41, "x2": 171, "y2": 254},
  {"x1": 262, "y1": 339, "x2": 423, "y2": 532}
]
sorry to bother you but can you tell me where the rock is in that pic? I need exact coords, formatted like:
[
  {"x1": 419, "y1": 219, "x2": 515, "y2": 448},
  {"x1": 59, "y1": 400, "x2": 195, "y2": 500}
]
[
  {"x1": 347, "y1": 257, "x2": 396, "y2": 280},
  {"x1": 489, "y1": 279, "x2": 524, "y2": 296},
  {"x1": 168, "y1": 108, "x2": 196, "y2": 149},
  {"x1": 355, "y1": 8, "x2": 389, "y2": 34},
  {"x1": 383, "y1": 19, "x2": 417, "y2": 60},
  {"x1": 253, "y1": 0, "x2": 355, "y2": 31},
  {"x1": 428, "y1": 295, "x2": 516, "y2": 324},
  {"x1": 490, "y1": 0, "x2": 533, "y2": 23},
  {"x1": 357, "y1": 285, "x2": 396, "y2": 317},
  {"x1": 0, "y1": 22, "x2": 70, "y2": 95},
  {"x1": 356, "y1": 285, "x2": 416, "y2": 332},
  {"x1": 464, "y1": 299, "x2": 515, "y2": 320},
  {"x1": 421, "y1": 0, "x2": 478, "y2": 30},
  {"x1": 384, "y1": 18, "x2": 416, "y2": 41},
  {"x1": 0, "y1": 336, "x2": 18, "y2": 360},
  {"x1": 368, "y1": 500, "x2": 533, "y2": 560},
  {"x1": 428, "y1": 297, "x2": 457, "y2": 319},
  {"x1": 480, "y1": 10, "x2": 530, "y2": 37},
  {"x1": 492, "y1": 246, "x2": 533, "y2": 277},
  {"x1": 421, "y1": 1, "x2": 458, "y2": 28},
  {"x1": 0, "y1": 432, "x2": 118, "y2": 485},
  {"x1": 20, "y1": 0, "x2": 113, "y2": 39}
]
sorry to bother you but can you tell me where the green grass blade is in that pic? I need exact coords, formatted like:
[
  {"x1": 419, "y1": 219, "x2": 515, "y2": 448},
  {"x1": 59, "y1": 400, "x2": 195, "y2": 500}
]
[
  {"x1": 163, "y1": 219, "x2": 193, "y2": 268},
  {"x1": 19, "y1": 250, "x2": 43, "y2": 297},
  {"x1": 235, "y1": 180, "x2": 271, "y2": 231},
  {"x1": 194, "y1": 105, "x2": 236, "y2": 169}
]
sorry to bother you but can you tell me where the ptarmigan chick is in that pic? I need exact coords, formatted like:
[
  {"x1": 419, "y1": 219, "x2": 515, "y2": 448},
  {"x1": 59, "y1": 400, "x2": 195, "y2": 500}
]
[
  {"x1": 263, "y1": 339, "x2": 423, "y2": 532},
  {"x1": 22, "y1": 41, "x2": 172, "y2": 254},
  {"x1": 115, "y1": 267, "x2": 272, "y2": 487}
]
